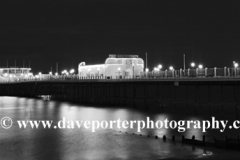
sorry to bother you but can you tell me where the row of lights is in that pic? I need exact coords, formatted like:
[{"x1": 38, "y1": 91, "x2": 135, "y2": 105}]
[
  {"x1": 61, "y1": 69, "x2": 75, "y2": 75},
  {"x1": 36, "y1": 69, "x2": 75, "y2": 77},
  {"x1": 190, "y1": 63, "x2": 203, "y2": 69},
  {"x1": 150, "y1": 64, "x2": 175, "y2": 72},
  {"x1": 149, "y1": 61, "x2": 239, "y2": 72},
  {"x1": 150, "y1": 63, "x2": 205, "y2": 72}
]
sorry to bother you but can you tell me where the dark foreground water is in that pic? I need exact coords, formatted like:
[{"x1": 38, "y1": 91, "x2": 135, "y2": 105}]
[{"x1": 0, "y1": 96, "x2": 240, "y2": 160}]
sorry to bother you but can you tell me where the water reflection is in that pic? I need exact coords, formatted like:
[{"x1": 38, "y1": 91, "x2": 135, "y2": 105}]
[{"x1": 0, "y1": 96, "x2": 239, "y2": 160}]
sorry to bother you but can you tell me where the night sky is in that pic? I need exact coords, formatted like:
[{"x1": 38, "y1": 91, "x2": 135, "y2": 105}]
[{"x1": 1, "y1": 0, "x2": 240, "y2": 73}]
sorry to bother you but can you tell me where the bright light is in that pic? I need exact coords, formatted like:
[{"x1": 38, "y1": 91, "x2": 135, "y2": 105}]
[
  {"x1": 146, "y1": 68, "x2": 149, "y2": 72},
  {"x1": 169, "y1": 66, "x2": 174, "y2": 70},
  {"x1": 234, "y1": 63, "x2": 239, "y2": 68},
  {"x1": 39, "y1": 72, "x2": 42, "y2": 75},
  {"x1": 55, "y1": 73, "x2": 58, "y2": 76},
  {"x1": 97, "y1": 68, "x2": 100, "y2": 71},
  {"x1": 49, "y1": 71, "x2": 52, "y2": 75},
  {"x1": 70, "y1": 69, "x2": 75, "y2": 74},
  {"x1": 63, "y1": 70, "x2": 67, "y2": 73},
  {"x1": 198, "y1": 64, "x2": 203, "y2": 69},
  {"x1": 66, "y1": 72, "x2": 69, "y2": 75},
  {"x1": 156, "y1": 68, "x2": 160, "y2": 71},
  {"x1": 154, "y1": 67, "x2": 157, "y2": 71},
  {"x1": 158, "y1": 64, "x2": 162, "y2": 69},
  {"x1": 118, "y1": 67, "x2": 121, "y2": 71},
  {"x1": 191, "y1": 62, "x2": 195, "y2": 67},
  {"x1": 10, "y1": 75, "x2": 12, "y2": 78},
  {"x1": 4, "y1": 73, "x2": 8, "y2": 77}
]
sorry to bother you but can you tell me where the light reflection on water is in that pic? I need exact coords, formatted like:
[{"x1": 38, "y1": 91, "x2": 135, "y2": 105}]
[{"x1": 0, "y1": 96, "x2": 239, "y2": 160}]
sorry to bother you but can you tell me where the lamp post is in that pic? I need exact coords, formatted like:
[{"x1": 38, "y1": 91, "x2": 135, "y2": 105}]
[
  {"x1": 70, "y1": 69, "x2": 75, "y2": 74},
  {"x1": 169, "y1": 66, "x2": 174, "y2": 77},
  {"x1": 156, "y1": 67, "x2": 160, "y2": 77},
  {"x1": 146, "y1": 68, "x2": 149, "y2": 78},
  {"x1": 39, "y1": 72, "x2": 42, "y2": 80},
  {"x1": 70, "y1": 69, "x2": 74, "y2": 79},
  {"x1": 158, "y1": 65, "x2": 162, "y2": 77},
  {"x1": 158, "y1": 64, "x2": 162, "y2": 70},
  {"x1": 234, "y1": 61, "x2": 238, "y2": 77},
  {"x1": 198, "y1": 64, "x2": 203, "y2": 69},
  {"x1": 191, "y1": 62, "x2": 195, "y2": 68},
  {"x1": 49, "y1": 71, "x2": 52, "y2": 80},
  {"x1": 118, "y1": 67, "x2": 121, "y2": 79}
]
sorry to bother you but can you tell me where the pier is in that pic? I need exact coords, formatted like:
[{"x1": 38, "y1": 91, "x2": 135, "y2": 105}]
[{"x1": 0, "y1": 77, "x2": 240, "y2": 117}]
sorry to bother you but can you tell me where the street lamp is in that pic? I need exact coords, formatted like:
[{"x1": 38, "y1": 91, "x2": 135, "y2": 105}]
[
  {"x1": 169, "y1": 66, "x2": 174, "y2": 77},
  {"x1": 49, "y1": 71, "x2": 52, "y2": 80},
  {"x1": 118, "y1": 67, "x2": 121, "y2": 78},
  {"x1": 234, "y1": 62, "x2": 239, "y2": 68},
  {"x1": 198, "y1": 64, "x2": 203, "y2": 69},
  {"x1": 156, "y1": 67, "x2": 160, "y2": 77},
  {"x1": 158, "y1": 64, "x2": 162, "y2": 69},
  {"x1": 145, "y1": 68, "x2": 149, "y2": 78},
  {"x1": 233, "y1": 61, "x2": 238, "y2": 77},
  {"x1": 70, "y1": 69, "x2": 75, "y2": 74},
  {"x1": 39, "y1": 72, "x2": 42, "y2": 80}
]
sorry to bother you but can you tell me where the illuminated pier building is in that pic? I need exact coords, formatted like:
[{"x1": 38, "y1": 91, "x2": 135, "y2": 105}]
[
  {"x1": 78, "y1": 55, "x2": 144, "y2": 79},
  {"x1": 0, "y1": 67, "x2": 32, "y2": 82}
]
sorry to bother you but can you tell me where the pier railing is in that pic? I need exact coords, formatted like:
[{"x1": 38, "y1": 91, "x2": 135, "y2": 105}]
[{"x1": 1, "y1": 67, "x2": 240, "y2": 82}]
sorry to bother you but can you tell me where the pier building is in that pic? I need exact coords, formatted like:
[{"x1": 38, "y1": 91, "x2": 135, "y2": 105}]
[
  {"x1": 78, "y1": 55, "x2": 144, "y2": 79},
  {"x1": 0, "y1": 67, "x2": 32, "y2": 82}
]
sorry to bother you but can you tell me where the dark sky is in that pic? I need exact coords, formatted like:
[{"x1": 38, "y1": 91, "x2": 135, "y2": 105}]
[{"x1": 1, "y1": 0, "x2": 240, "y2": 73}]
